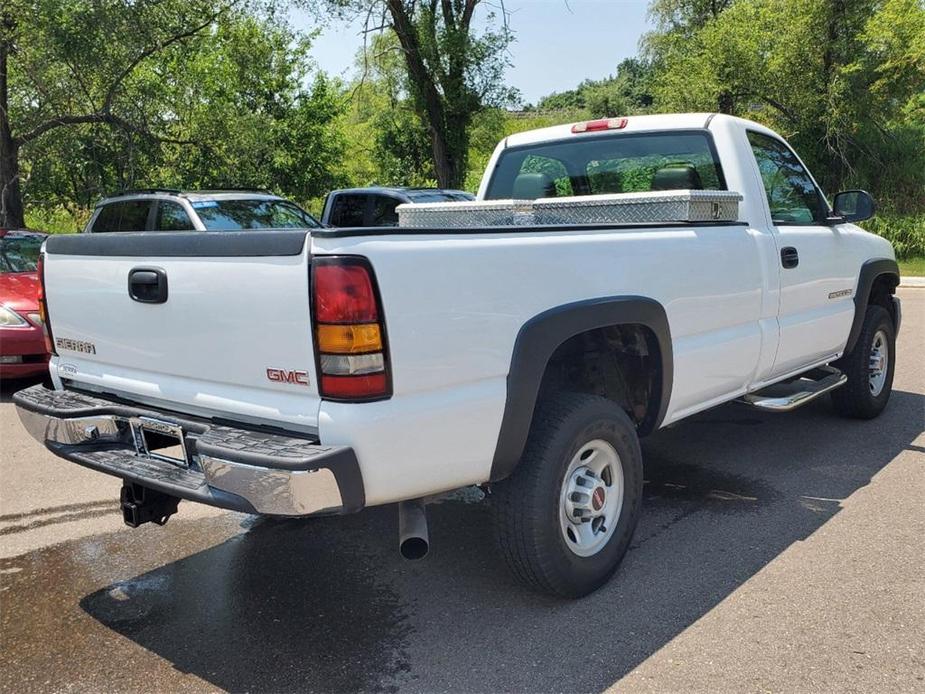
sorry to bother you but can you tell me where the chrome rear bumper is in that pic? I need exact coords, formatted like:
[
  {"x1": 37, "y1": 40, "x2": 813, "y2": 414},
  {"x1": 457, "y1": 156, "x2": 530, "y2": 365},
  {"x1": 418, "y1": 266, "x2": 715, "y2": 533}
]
[{"x1": 14, "y1": 384, "x2": 364, "y2": 517}]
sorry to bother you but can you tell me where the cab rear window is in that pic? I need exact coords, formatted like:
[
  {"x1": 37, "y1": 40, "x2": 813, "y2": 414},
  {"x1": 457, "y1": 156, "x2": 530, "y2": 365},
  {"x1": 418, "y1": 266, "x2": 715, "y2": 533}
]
[{"x1": 484, "y1": 131, "x2": 726, "y2": 200}]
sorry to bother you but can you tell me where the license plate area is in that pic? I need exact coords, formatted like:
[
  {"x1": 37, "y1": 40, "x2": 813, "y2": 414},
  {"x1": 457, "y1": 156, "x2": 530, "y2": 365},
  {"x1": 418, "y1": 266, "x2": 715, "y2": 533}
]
[{"x1": 130, "y1": 417, "x2": 189, "y2": 468}]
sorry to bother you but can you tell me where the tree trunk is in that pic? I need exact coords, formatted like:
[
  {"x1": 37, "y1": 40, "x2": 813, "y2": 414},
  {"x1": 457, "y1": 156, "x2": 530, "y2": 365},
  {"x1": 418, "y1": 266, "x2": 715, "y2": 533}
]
[
  {"x1": 0, "y1": 12, "x2": 25, "y2": 229},
  {"x1": 0, "y1": 21, "x2": 26, "y2": 229},
  {"x1": 429, "y1": 123, "x2": 456, "y2": 188},
  {"x1": 386, "y1": 0, "x2": 468, "y2": 189},
  {"x1": 0, "y1": 134, "x2": 24, "y2": 229}
]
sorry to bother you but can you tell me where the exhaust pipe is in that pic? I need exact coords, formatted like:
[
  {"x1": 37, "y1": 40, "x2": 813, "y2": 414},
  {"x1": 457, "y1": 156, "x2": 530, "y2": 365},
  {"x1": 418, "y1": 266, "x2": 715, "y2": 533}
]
[{"x1": 398, "y1": 499, "x2": 429, "y2": 560}]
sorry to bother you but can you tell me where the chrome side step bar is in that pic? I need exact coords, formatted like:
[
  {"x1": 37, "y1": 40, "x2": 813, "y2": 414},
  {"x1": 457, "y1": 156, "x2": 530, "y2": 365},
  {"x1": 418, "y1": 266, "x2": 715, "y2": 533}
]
[{"x1": 737, "y1": 366, "x2": 847, "y2": 412}]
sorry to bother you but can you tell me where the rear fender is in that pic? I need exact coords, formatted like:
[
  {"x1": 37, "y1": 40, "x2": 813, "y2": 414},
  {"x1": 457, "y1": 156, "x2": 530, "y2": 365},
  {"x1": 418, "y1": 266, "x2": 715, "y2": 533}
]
[{"x1": 489, "y1": 296, "x2": 672, "y2": 482}]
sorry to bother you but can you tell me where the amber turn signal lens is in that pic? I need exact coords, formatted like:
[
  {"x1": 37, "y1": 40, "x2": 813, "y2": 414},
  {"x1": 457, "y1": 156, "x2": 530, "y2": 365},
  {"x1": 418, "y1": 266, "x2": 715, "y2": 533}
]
[{"x1": 316, "y1": 323, "x2": 382, "y2": 354}]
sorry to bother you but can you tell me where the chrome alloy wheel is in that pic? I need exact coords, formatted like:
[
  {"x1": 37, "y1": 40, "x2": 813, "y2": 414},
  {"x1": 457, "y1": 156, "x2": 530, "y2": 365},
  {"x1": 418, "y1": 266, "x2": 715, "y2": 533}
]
[
  {"x1": 868, "y1": 329, "x2": 889, "y2": 397},
  {"x1": 559, "y1": 439, "x2": 624, "y2": 557}
]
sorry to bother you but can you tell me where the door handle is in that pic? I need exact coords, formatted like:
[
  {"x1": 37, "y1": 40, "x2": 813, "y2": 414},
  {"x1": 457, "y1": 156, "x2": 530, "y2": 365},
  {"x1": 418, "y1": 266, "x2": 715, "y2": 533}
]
[
  {"x1": 128, "y1": 267, "x2": 168, "y2": 303},
  {"x1": 781, "y1": 247, "x2": 799, "y2": 269}
]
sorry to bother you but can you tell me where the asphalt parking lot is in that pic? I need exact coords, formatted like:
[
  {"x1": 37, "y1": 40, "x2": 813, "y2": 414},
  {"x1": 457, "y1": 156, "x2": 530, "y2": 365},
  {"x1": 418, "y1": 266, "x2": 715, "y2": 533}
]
[{"x1": 1, "y1": 288, "x2": 922, "y2": 693}]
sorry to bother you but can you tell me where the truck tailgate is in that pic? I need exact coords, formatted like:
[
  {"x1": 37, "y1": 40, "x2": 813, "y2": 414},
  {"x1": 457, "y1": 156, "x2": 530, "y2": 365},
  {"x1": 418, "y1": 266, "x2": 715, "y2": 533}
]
[{"x1": 41, "y1": 231, "x2": 320, "y2": 433}]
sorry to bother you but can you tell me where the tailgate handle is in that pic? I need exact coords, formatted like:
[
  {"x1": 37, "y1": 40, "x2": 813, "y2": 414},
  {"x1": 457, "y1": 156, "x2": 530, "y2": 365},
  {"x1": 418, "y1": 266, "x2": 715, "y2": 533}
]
[{"x1": 128, "y1": 267, "x2": 168, "y2": 304}]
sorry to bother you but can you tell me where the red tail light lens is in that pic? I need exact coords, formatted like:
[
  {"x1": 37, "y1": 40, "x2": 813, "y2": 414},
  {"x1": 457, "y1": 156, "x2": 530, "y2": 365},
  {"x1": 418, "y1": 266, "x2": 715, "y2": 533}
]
[
  {"x1": 36, "y1": 252, "x2": 56, "y2": 355},
  {"x1": 312, "y1": 257, "x2": 390, "y2": 401},
  {"x1": 314, "y1": 264, "x2": 378, "y2": 323},
  {"x1": 320, "y1": 373, "x2": 389, "y2": 399}
]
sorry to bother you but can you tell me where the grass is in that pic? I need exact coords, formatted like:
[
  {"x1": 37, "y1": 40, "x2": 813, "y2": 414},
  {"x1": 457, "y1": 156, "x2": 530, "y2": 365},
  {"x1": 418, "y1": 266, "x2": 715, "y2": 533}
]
[
  {"x1": 866, "y1": 213, "x2": 925, "y2": 260},
  {"x1": 898, "y1": 257, "x2": 925, "y2": 277}
]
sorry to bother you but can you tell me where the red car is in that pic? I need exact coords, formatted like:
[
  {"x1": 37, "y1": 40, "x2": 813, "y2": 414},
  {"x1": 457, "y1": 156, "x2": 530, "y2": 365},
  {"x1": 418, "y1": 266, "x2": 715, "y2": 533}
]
[{"x1": 0, "y1": 230, "x2": 49, "y2": 380}]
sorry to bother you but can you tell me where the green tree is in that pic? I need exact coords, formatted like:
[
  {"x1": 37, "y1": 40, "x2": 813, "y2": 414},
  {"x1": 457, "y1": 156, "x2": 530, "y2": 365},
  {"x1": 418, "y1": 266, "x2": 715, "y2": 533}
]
[
  {"x1": 320, "y1": 0, "x2": 517, "y2": 188},
  {"x1": 338, "y1": 32, "x2": 435, "y2": 186},
  {"x1": 643, "y1": 0, "x2": 925, "y2": 207},
  {"x1": 1, "y1": 0, "x2": 232, "y2": 227},
  {"x1": 4, "y1": 1, "x2": 345, "y2": 228},
  {"x1": 535, "y1": 59, "x2": 654, "y2": 116},
  {"x1": 148, "y1": 15, "x2": 346, "y2": 199}
]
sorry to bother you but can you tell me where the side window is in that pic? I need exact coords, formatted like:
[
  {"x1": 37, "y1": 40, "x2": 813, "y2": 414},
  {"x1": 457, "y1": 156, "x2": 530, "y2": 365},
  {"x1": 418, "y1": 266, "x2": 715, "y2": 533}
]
[
  {"x1": 370, "y1": 196, "x2": 400, "y2": 226},
  {"x1": 329, "y1": 194, "x2": 367, "y2": 227},
  {"x1": 91, "y1": 204, "x2": 122, "y2": 232},
  {"x1": 747, "y1": 131, "x2": 826, "y2": 225},
  {"x1": 156, "y1": 201, "x2": 195, "y2": 231},
  {"x1": 93, "y1": 200, "x2": 151, "y2": 233}
]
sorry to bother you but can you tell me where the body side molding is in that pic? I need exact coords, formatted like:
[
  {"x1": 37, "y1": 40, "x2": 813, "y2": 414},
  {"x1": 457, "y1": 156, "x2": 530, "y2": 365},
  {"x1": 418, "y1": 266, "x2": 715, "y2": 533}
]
[
  {"x1": 489, "y1": 296, "x2": 673, "y2": 482},
  {"x1": 844, "y1": 258, "x2": 900, "y2": 354}
]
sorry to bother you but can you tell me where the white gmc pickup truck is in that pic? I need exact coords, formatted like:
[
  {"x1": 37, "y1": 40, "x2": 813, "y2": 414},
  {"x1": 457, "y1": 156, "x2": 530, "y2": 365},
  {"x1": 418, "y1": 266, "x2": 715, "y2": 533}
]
[{"x1": 16, "y1": 113, "x2": 900, "y2": 598}]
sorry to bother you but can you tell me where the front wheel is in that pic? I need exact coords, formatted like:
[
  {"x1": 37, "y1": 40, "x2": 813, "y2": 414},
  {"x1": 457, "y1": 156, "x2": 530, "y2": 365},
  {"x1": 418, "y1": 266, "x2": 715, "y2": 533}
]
[
  {"x1": 831, "y1": 304, "x2": 896, "y2": 419},
  {"x1": 491, "y1": 393, "x2": 643, "y2": 598}
]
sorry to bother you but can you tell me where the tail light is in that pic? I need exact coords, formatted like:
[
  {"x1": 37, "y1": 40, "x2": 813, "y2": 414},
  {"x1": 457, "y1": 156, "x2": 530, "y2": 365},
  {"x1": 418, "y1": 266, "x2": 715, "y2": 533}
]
[
  {"x1": 312, "y1": 256, "x2": 391, "y2": 401},
  {"x1": 36, "y1": 252, "x2": 56, "y2": 355}
]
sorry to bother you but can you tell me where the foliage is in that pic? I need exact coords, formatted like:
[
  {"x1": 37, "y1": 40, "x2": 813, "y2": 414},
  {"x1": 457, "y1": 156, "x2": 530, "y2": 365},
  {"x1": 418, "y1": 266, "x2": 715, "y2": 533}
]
[
  {"x1": 642, "y1": 0, "x2": 925, "y2": 214},
  {"x1": 23, "y1": 205, "x2": 91, "y2": 234},
  {"x1": 314, "y1": 0, "x2": 517, "y2": 188},
  {"x1": 533, "y1": 59, "x2": 655, "y2": 117},
  {"x1": 339, "y1": 32, "x2": 436, "y2": 186},
  {"x1": 1, "y1": 0, "x2": 227, "y2": 226},
  {"x1": 865, "y1": 213, "x2": 925, "y2": 260},
  {"x1": 9, "y1": 0, "x2": 925, "y2": 240},
  {"x1": 3, "y1": 1, "x2": 344, "y2": 228}
]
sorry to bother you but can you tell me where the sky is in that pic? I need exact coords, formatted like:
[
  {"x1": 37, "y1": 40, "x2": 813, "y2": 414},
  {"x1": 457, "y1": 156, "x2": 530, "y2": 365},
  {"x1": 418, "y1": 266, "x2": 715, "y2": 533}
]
[{"x1": 291, "y1": 1, "x2": 654, "y2": 105}]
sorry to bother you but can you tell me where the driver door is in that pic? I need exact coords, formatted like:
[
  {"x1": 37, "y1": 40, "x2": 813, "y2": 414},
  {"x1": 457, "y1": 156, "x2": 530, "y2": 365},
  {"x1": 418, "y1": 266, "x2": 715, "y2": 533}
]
[{"x1": 746, "y1": 131, "x2": 856, "y2": 379}]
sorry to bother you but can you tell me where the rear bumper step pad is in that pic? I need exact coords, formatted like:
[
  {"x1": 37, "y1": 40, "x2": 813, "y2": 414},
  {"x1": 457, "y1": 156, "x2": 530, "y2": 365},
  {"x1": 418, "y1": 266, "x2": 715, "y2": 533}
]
[{"x1": 13, "y1": 384, "x2": 364, "y2": 516}]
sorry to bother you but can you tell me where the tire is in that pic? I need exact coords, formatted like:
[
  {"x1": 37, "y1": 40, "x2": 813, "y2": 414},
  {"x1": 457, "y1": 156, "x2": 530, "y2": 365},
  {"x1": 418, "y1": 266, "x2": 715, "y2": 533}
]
[
  {"x1": 491, "y1": 392, "x2": 643, "y2": 598},
  {"x1": 831, "y1": 304, "x2": 896, "y2": 419}
]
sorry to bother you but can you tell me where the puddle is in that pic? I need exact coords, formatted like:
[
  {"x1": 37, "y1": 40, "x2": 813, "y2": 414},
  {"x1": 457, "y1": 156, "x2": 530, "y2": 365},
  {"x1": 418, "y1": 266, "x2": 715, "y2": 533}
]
[
  {"x1": 0, "y1": 512, "x2": 412, "y2": 693},
  {"x1": 643, "y1": 460, "x2": 777, "y2": 511}
]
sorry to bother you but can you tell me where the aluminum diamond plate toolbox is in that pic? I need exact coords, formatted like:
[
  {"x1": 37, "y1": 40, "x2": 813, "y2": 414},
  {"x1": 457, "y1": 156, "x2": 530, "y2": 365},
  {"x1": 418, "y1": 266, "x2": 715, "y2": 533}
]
[
  {"x1": 397, "y1": 190, "x2": 743, "y2": 229},
  {"x1": 532, "y1": 190, "x2": 743, "y2": 225},
  {"x1": 397, "y1": 200, "x2": 533, "y2": 228}
]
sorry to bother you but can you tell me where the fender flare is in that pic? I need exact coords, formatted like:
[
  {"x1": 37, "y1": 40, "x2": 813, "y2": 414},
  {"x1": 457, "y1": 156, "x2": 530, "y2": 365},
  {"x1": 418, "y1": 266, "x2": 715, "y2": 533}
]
[
  {"x1": 844, "y1": 258, "x2": 900, "y2": 354},
  {"x1": 489, "y1": 296, "x2": 673, "y2": 482}
]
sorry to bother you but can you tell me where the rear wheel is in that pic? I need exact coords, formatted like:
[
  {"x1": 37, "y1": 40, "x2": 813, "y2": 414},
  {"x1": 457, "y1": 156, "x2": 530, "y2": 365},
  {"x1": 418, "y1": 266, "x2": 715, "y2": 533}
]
[
  {"x1": 492, "y1": 393, "x2": 643, "y2": 598},
  {"x1": 831, "y1": 305, "x2": 896, "y2": 419}
]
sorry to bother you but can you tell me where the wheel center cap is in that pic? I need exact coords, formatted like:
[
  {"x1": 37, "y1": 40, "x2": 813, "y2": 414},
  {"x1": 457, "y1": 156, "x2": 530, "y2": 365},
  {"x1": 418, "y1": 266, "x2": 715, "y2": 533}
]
[{"x1": 591, "y1": 487, "x2": 606, "y2": 512}]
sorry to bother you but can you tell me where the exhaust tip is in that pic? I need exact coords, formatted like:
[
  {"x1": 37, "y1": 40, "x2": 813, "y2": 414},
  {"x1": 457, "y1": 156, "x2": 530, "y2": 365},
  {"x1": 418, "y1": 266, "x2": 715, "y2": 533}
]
[
  {"x1": 400, "y1": 536, "x2": 429, "y2": 560},
  {"x1": 398, "y1": 499, "x2": 429, "y2": 560}
]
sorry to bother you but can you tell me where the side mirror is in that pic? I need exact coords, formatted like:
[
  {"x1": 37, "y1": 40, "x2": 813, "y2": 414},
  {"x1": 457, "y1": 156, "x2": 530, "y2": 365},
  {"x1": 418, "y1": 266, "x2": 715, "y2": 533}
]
[{"x1": 831, "y1": 190, "x2": 876, "y2": 223}]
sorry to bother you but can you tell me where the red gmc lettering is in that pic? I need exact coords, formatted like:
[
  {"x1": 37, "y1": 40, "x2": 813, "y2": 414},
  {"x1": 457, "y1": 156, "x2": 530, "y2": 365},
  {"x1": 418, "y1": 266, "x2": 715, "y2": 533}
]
[{"x1": 266, "y1": 368, "x2": 309, "y2": 386}]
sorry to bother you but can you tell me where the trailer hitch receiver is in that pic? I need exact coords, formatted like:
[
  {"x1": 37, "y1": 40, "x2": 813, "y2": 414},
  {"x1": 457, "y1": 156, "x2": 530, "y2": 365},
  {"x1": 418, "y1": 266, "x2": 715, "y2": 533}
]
[{"x1": 120, "y1": 482, "x2": 180, "y2": 528}]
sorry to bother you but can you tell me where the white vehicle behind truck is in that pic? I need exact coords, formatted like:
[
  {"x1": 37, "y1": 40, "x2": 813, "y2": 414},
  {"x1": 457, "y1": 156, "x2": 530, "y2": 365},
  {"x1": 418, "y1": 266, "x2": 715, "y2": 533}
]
[{"x1": 16, "y1": 113, "x2": 900, "y2": 597}]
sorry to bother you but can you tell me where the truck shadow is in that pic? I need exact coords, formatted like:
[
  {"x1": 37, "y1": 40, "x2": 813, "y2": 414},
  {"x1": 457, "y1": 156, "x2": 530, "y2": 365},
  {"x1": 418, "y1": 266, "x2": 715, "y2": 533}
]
[{"x1": 66, "y1": 390, "x2": 924, "y2": 692}]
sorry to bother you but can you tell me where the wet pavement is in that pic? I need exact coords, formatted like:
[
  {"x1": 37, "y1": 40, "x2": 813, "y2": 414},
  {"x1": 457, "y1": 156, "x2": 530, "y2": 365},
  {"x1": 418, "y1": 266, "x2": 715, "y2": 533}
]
[{"x1": 1, "y1": 289, "x2": 923, "y2": 693}]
